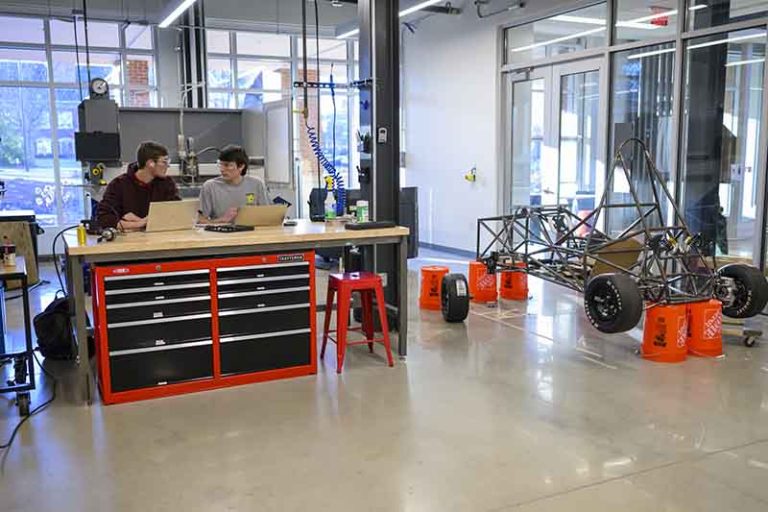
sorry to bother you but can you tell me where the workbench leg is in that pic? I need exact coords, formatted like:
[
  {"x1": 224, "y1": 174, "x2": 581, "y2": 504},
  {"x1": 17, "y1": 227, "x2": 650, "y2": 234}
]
[
  {"x1": 68, "y1": 256, "x2": 92, "y2": 405},
  {"x1": 22, "y1": 275, "x2": 35, "y2": 391},
  {"x1": 398, "y1": 236, "x2": 408, "y2": 358}
]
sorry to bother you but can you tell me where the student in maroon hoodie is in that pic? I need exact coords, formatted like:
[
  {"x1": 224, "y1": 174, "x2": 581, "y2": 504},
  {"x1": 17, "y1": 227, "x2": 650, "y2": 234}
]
[{"x1": 96, "y1": 141, "x2": 180, "y2": 231}]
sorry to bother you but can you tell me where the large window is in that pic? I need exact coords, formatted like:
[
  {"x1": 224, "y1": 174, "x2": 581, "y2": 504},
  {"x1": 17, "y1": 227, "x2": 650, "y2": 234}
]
[
  {"x1": 207, "y1": 31, "x2": 291, "y2": 109},
  {"x1": 502, "y1": 1, "x2": 768, "y2": 268},
  {"x1": 0, "y1": 15, "x2": 158, "y2": 227},
  {"x1": 608, "y1": 42, "x2": 676, "y2": 235},
  {"x1": 681, "y1": 27, "x2": 766, "y2": 259},
  {"x1": 688, "y1": 0, "x2": 768, "y2": 31},
  {"x1": 206, "y1": 31, "x2": 358, "y2": 217},
  {"x1": 504, "y1": 3, "x2": 607, "y2": 65},
  {"x1": 615, "y1": 0, "x2": 678, "y2": 44}
]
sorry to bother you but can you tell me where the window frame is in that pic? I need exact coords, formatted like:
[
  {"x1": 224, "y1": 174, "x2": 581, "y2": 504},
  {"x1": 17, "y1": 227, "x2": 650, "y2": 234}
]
[
  {"x1": 0, "y1": 14, "x2": 159, "y2": 228},
  {"x1": 205, "y1": 29, "x2": 360, "y2": 216}
]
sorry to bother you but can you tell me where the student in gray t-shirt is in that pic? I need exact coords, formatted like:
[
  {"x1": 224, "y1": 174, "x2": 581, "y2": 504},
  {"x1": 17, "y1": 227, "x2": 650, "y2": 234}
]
[{"x1": 199, "y1": 145, "x2": 269, "y2": 223}]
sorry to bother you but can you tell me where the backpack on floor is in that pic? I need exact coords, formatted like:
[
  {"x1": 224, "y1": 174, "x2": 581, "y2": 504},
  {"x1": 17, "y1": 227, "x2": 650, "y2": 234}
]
[{"x1": 33, "y1": 297, "x2": 93, "y2": 360}]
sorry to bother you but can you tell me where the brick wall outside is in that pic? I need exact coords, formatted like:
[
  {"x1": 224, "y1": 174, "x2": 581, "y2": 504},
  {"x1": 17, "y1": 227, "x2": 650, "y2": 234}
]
[{"x1": 126, "y1": 59, "x2": 150, "y2": 107}]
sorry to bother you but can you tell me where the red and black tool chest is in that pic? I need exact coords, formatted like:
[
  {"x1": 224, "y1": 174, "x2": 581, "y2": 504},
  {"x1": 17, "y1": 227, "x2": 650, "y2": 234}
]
[{"x1": 92, "y1": 252, "x2": 316, "y2": 404}]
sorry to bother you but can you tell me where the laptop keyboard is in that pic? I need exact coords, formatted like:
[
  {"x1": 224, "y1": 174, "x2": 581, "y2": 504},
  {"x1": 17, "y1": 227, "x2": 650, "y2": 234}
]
[{"x1": 204, "y1": 224, "x2": 255, "y2": 233}]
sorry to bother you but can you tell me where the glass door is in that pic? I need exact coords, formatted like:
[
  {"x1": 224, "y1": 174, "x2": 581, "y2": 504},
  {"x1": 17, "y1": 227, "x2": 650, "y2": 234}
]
[
  {"x1": 679, "y1": 27, "x2": 767, "y2": 263},
  {"x1": 553, "y1": 60, "x2": 605, "y2": 221},
  {"x1": 505, "y1": 58, "x2": 606, "y2": 214},
  {"x1": 507, "y1": 67, "x2": 551, "y2": 209}
]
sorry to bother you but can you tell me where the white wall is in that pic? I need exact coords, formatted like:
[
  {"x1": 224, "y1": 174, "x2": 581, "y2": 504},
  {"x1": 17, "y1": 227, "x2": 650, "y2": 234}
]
[{"x1": 403, "y1": 0, "x2": 589, "y2": 252}]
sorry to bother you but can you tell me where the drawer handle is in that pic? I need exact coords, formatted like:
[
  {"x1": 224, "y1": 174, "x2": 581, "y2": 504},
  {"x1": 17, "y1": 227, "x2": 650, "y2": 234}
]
[
  {"x1": 257, "y1": 303, "x2": 266, "y2": 308},
  {"x1": 256, "y1": 274, "x2": 265, "y2": 278},
  {"x1": 155, "y1": 339, "x2": 166, "y2": 346},
  {"x1": 155, "y1": 296, "x2": 165, "y2": 300},
  {"x1": 153, "y1": 282, "x2": 165, "y2": 286},
  {"x1": 257, "y1": 286, "x2": 265, "y2": 291},
  {"x1": 109, "y1": 339, "x2": 213, "y2": 356},
  {"x1": 108, "y1": 312, "x2": 212, "y2": 328},
  {"x1": 153, "y1": 312, "x2": 164, "y2": 318}
]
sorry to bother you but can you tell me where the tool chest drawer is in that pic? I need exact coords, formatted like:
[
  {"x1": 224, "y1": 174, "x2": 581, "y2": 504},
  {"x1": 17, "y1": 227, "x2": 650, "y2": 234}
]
[
  {"x1": 215, "y1": 276, "x2": 310, "y2": 295},
  {"x1": 109, "y1": 341, "x2": 213, "y2": 392},
  {"x1": 107, "y1": 314, "x2": 212, "y2": 352},
  {"x1": 218, "y1": 305, "x2": 310, "y2": 338},
  {"x1": 217, "y1": 288, "x2": 309, "y2": 312},
  {"x1": 216, "y1": 262, "x2": 310, "y2": 281},
  {"x1": 220, "y1": 330, "x2": 311, "y2": 375},
  {"x1": 107, "y1": 295, "x2": 211, "y2": 324},
  {"x1": 104, "y1": 269, "x2": 210, "y2": 291},
  {"x1": 104, "y1": 283, "x2": 212, "y2": 305}
]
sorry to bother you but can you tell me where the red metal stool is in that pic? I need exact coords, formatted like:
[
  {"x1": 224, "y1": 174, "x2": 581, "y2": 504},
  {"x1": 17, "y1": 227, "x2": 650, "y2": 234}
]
[{"x1": 321, "y1": 272, "x2": 394, "y2": 373}]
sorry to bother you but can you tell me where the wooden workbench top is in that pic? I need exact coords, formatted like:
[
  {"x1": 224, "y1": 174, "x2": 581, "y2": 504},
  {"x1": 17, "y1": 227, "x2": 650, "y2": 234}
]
[
  {"x1": 0, "y1": 255, "x2": 26, "y2": 278},
  {"x1": 65, "y1": 220, "x2": 409, "y2": 257}
]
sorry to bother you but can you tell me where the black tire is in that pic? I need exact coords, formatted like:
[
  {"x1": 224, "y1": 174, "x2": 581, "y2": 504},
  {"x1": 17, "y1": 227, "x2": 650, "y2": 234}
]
[
  {"x1": 584, "y1": 273, "x2": 643, "y2": 333},
  {"x1": 17, "y1": 392, "x2": 30, "y2": 417},
  {"x1": 441, "y1": 273, "x2": 470, "y2": 323},
  {"x1": 719, "y1": 264, "x2": 768, "y2": 318}
]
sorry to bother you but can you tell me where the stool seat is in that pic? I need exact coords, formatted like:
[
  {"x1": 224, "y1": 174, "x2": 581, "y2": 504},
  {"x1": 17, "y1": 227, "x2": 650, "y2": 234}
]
[
  {"x1": 329, "y1": 271, "x2": 381, "y2": 288},
  {"x1": 321, "y1": 271, "x2": 394, "y2": 373}
]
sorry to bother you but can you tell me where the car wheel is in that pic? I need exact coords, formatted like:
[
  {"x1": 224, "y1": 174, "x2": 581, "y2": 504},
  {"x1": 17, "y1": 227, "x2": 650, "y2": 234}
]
[
  {"x1": 719, "y1": 264, "x2": 768, "y2": 318},
  {"x1": 441, "y1": 273, "x2": 470, "y2": 323},
  {"x1": 584, "y1": 273, "x2": 643, "y2": 333}
]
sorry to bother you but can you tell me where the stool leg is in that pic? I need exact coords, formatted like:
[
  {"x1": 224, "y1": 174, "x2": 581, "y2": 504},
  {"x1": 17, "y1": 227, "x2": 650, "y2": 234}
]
[
  {"x1": 321, "y1": 287, "x2": 335, "y2": 360},
  {"x1": 374, "y1": 285, "x2": 394, "y2": 367},
  {"x1": 336, "y1": 288, "x2": 351, "y2": 373},
  {"x1": 362, "y1": 290, "x2": 374, "y2": 353}
]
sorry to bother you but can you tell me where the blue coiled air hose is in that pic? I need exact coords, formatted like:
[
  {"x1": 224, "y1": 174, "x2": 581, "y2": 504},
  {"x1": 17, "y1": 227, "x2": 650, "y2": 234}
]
[{"x1": 304, "y1": 71, "x2": 345, "y2": 215}]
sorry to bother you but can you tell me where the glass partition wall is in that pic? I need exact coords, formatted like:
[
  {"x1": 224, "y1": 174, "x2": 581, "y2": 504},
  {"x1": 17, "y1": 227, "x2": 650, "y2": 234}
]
[
  {"x1": 502, "y1": 1, "x2": 768, "y2": 268},
  {"x1": 681, "y1": 27, "x2": 766, "y2": 259}
]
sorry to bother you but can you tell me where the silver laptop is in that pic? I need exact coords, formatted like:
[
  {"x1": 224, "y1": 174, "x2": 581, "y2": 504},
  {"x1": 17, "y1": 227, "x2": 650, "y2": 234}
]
[
  {"x1": 145, "y1": 199, "x2": 200, "y2": 232},
  {"x1": 234, "y1": 204, "x2": 288, "y2": 227}
]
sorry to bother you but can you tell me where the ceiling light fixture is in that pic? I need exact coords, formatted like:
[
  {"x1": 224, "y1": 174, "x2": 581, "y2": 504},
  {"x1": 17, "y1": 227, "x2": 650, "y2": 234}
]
[
  {"x1": 399, "y1": 0, "x2": 444, "y2": 18},
  {"x1": 337, "y1": 0, "x2": 446, "y2": 39},
  {"x1": 510, "y1": 3, "x2": 710, "y2": 53},
  {"x1": 159, "y1": 0, "x2": 197, "y2": 29},
  {"x1": 337, "y1": 28, "x2": 360, "y2": 39},
  {"x1": 688, "y1": 31, "x2": 766, "y2": 50},
  {"x1": 725, "y1": 57, "x2": 765, "y2": 67},
  {"x1": 626, "y1": 47, "x2": 675, "y2": 60},
  {"x1": 511, "y1": 27, "x2": 605, "y2": 53}
]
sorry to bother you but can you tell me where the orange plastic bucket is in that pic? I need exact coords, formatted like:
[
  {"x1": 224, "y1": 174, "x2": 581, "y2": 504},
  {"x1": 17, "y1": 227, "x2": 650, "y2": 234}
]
[
  {"x1": 642, "y1": 303, "x2": 688, "y2": 363},
  {"x1": 419, "y1": 266, "x2": 450, "y2": 310},
  {"x1": 469, "y1": 261, "x2": 497, "y2": 303},
  {"x1": 500, "y1": 262, "x2": 528, "y2": 300},
  {"x1": 687, "y1": 299, "x2": 723, "y2": 358}
]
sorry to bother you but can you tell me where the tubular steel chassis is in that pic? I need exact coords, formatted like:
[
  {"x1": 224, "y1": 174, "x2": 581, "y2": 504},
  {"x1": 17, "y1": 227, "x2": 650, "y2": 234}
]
[{"x1": 477, "y1": 138, "x2": 725, "y2": 306}]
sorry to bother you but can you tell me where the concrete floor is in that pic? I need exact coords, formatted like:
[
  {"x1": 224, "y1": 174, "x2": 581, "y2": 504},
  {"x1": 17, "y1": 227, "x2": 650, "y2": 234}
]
[{"x1": 2, "y1": 250, "x2": 768, "y2": 511}]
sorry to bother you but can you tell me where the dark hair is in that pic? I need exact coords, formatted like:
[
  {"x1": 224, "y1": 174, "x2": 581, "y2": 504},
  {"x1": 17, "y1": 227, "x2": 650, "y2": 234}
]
[
  {"x1": 136, "y1": 141, "x2": 169, "y2": 168},
  {"x1": 219, "y1": 144, "x2": 249, "y2": 176}
]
